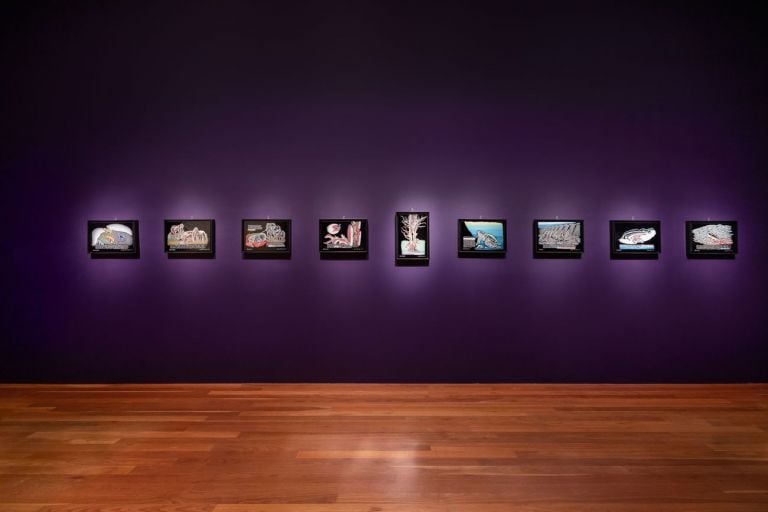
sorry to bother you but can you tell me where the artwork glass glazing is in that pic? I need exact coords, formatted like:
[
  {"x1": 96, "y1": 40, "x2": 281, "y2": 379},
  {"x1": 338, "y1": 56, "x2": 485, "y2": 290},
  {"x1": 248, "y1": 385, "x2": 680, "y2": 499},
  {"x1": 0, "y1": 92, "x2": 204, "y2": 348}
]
[
  {"x1": 242, "y1": 219, "x2": 290, "y2": 254},
  {"x1": 458, "y1": 219, "x2": 506, "y2": 255},
  {"x1": 87, "y1": 220, "x2": 139, "y2": 256},
  {"x1": 165, "y1": 219, "x2": 214, "y2": 254},
  {"x1": 534, "y1": 219, "x2": 583, "y2": 254},
  {"x1": 319, "y1": 219, "x2": 368, "y2": 253},
  {"x1": 396, "y1": 212, "x2": 429, "y2": 260},
  {"x1": 610, "y1": 220, "x2": 661, "y2": 255},
  {"x1": 686, "y1": 221, "x2": 737, "y2": 256}
]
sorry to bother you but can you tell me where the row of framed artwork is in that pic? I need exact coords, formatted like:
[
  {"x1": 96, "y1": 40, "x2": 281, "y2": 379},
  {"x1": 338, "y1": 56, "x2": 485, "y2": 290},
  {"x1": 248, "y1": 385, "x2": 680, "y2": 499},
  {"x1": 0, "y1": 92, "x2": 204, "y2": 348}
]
[{"x1": 88, "y1": 215, "x2": 738, "y2": 262}]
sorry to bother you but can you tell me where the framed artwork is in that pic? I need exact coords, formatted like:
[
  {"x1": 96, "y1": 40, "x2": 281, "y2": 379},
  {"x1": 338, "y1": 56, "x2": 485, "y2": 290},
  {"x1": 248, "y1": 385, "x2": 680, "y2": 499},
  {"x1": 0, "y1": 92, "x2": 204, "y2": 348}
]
[
  {"x1": 686, "y1": 220, "x2": 737, "y2": 258},
  {"x1": 533, "y1": 219, "x2": 584, "y2": 258},
  {"x1": 458, "y1": 219, "x2": 506, "y2": 257},
  {"x1": 242, "y1": 219, "x2": 291, "y2": 258},
  {"x1": 87, "y1": 220, "x2": 139, "y2": 258},
  {"x1": 396, "y1": 212, "x2": 429, "y2": 265},
  {"x1": 319, "y1": 219, "x2": 368, "y2": 258},
  {"x1": 164, "y1": 219, "x2": 215, "y2": 256},
  {"x1": 610, "y1": 220, "x2": 661, "y2": 258}
]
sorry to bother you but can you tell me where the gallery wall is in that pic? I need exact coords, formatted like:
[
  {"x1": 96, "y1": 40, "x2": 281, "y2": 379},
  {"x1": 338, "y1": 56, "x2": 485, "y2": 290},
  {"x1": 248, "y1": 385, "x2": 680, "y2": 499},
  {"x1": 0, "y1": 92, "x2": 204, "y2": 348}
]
[{"x1": 1, "y1": 1, "x2": 767, "y2": 382}]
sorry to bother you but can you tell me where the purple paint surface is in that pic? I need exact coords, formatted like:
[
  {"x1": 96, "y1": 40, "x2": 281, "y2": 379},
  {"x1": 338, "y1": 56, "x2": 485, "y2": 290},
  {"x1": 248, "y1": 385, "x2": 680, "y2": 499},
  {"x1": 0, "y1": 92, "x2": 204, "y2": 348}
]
[{"x1": 1, "y1": 1, "x2": 766, "y2": 382}]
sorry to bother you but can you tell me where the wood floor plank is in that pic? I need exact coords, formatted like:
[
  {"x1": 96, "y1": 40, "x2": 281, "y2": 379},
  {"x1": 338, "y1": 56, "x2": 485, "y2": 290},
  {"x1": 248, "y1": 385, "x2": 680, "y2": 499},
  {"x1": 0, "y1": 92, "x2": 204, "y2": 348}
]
[{"x1": 0, "y1": 384, "x2": 766, "y2": 510}]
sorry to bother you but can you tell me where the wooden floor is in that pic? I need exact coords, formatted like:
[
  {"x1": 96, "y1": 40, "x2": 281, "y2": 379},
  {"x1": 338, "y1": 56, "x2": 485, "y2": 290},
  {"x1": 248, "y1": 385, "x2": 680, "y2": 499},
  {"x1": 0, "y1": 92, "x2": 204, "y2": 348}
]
[{"x1": 0, "y1": 384, "x2": 766, "y2": 511}]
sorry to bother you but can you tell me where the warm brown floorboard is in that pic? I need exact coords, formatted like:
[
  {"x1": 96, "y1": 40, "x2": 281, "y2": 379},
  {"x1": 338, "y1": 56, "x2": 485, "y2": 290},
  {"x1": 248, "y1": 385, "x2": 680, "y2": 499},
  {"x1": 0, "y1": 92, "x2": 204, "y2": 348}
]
[{"x1": 0, "y1": 384, "x2": 766, "y2": 511}]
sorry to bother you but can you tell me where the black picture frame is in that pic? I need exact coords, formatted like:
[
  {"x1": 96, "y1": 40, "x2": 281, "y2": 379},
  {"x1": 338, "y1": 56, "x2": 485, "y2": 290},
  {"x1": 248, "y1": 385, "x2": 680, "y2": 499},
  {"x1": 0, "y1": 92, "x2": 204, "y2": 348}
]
[
  {"x1": 87, "y1": 220, "x2": 140, "y2": 258},
  {"x1": 457, "y1": 219, "x2": 506, "y2": 258},
  {"x1": 533, "y1": 219, "x2": 584, "y2": 259},
  {"x1": 610, "y1": 220, "x2": 661, "y2": 259},
  {"x1": 319, "y1": 219, "x2": 368, "y2": 259},
  {"x1": 242, "y1": 219, "x2": 291, "y2": 259},
  {"x1": 686, "y1": 220, "x2": 737, "y2": 259},
  {"x1": 395, "y1": 212, "x2": 429, "y2": 266},
  {"x1": 164, "y1": 219, "x2": 215, "y2": 258}
]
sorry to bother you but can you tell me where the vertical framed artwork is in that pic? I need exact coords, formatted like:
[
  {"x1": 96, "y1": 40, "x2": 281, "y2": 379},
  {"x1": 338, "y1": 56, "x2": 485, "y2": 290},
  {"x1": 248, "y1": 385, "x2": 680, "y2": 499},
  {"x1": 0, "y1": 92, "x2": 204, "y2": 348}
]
[{"x1": 396, "y1": 212, "x2": 429, "y2": 265}]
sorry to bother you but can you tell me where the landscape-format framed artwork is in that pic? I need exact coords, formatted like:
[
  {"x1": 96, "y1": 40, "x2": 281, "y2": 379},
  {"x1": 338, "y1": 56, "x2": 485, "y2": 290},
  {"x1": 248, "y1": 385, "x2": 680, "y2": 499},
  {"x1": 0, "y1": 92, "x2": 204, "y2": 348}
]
[
  {"x1": 319, "y1": 219, "x2": 368, "y2": 259},
  {"x1": 610, "y1": 220, "x2": 661, "y2": 259},
  {"x1": 686, "y1": 220, "x2": 737, "y2": 258},
  {"x1": 164, "y1": 219, "x2": 215, "y2": 257},
  {"x1": 533, "y1": 219, "x2": 584, "y2": 258},
  {"x1": 87, "y1": 220, "x2": 139, "y2": 258},
  {"x1": 458, "y1": 219, "x2": 506, "y2": 257},
  {"x1": 242, "y1": 219, "x2": 291, "y2": 258},
  {"x1": 396, "y1": 212, "x2": 429, "y2": 265}
]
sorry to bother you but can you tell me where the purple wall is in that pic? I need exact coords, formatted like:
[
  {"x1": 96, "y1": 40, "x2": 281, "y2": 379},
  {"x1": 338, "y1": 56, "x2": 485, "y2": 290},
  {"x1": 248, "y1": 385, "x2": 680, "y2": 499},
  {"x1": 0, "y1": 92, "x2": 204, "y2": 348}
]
[{"x1": 2, "y1": 1, "x2": 767, "y2": 382}]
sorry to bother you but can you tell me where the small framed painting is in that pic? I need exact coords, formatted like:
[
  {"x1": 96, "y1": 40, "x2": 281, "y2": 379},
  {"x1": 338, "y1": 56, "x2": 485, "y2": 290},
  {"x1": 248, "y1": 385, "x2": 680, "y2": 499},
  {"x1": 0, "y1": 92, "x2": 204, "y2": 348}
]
[
  {"x1": 87, "y1": 220, "x2": 139, "y2": 258},
  {"x1": 242, "y1": 219, "x2": 291, "y2": 258},
  {"x1": 319, "y1": 219, "x2": 368, "y2": 259},
  {"x1": 686, "y1": 220, "x2": 737, "y2": 258},
  {"x1": 533, "y1": 219, "x2": 584, "y2": 258},
  {"x1": 610, "y1": 220, "x2": 661, "y2": 259},
  {"x1": 458, "y1": 219, "x2": 506, "y2": 258},
  {"x1": 164, "y1": 219, "x2": 215, "y2": 257},
  {"x1": 396, "y1": 212, "x2": 429, "y2": 265}
]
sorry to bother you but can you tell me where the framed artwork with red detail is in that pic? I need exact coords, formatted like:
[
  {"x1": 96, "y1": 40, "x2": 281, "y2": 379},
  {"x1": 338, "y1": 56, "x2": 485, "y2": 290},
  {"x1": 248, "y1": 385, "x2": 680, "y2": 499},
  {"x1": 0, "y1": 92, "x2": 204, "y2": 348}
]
[{"x1": 242, "y1": 219, "x2": 291, "y2": 258}]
